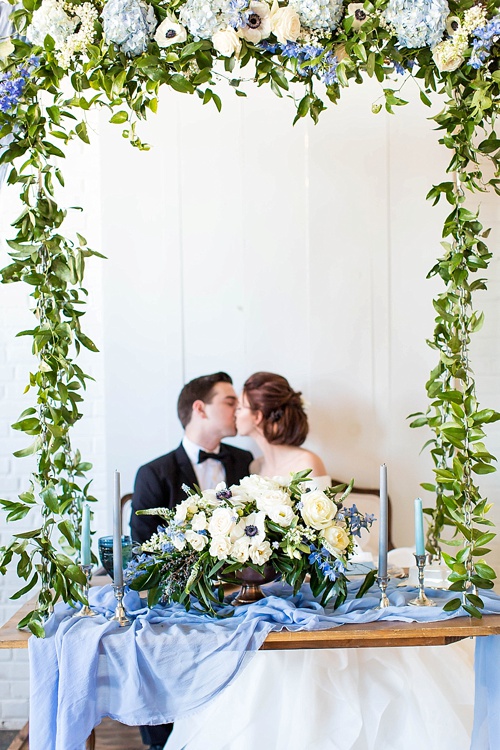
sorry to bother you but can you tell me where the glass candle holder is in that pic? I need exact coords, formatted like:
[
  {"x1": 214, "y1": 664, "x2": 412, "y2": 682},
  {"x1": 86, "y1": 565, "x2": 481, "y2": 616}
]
[{"x1": 98, "y1": 535, "x2": 133, "y2": 580}]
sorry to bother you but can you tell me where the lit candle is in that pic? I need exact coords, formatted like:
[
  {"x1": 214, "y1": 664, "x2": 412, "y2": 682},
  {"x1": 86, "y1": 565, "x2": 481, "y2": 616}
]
[
  {"x1": 113, "y1": 470, "x2": 123, "y2": 586},
  {"x1": 81, "y1": 502, "x2": 91, "y2": 566},
  {"x1": 414, "y1": 497, "x2": 425, "y2": 556},
  {"x1": 378, "y1": 464, "x2": 388, "y2": 579}
]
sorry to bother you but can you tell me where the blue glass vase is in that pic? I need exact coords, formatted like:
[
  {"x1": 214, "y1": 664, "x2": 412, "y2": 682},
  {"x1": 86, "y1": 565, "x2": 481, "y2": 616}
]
[{"x1": 98, "y1": 535, "x2": 133, "y2": 580}]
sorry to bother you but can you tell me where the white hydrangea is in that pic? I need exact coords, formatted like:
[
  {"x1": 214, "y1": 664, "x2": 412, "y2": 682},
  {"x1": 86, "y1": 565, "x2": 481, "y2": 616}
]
[
  {"x1": 26, "y1": 0, "x2": 77, "y2": 48},
  {"x1": 462, "y1": 6, "x2": 487, "y2": 34},
  {"x1": 57, "y1": 3, "x2": 98, "y2": 69},
  {"x1": 288, "y1": 0, "x2": 343, "y2": 32}
]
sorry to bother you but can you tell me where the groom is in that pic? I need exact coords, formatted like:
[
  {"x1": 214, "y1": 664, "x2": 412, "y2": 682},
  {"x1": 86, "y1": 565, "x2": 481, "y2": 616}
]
[{"x1": 131, "y1": 371, "x2": 253, "y2": 750}]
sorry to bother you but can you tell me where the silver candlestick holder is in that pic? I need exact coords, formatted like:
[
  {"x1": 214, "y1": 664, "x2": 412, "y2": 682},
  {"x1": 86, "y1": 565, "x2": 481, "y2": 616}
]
[
  {"x1": 409, "y1": 553, "x2": 435, "y2": 607},
  {"x1": 111, "y1": 584, "x2": 131, "y2": 626},
  {"x1": 376, "y1": 574, "x2": 390, "y2": 609},
  {"x1": 75, "y1": 564, "x2": 98, "y2": 617}
]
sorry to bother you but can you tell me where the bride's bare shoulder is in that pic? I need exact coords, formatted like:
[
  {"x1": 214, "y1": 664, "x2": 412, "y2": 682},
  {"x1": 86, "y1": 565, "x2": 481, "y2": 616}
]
[
  {"x1": 249, "y1": 456, "x2": 264, "y2": 474},
  {"x1": 295, "y1": 449, "x2": 327, "y2": 476}
]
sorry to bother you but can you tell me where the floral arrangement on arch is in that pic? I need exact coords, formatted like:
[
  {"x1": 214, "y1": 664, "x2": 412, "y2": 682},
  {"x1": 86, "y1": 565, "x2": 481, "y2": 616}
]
[
  {"x1": 126, "y1": 470, "x2": 374, "y2": 612},
  {"x1": 3, "y1": 0, "x2": 500, "y2": 125}
]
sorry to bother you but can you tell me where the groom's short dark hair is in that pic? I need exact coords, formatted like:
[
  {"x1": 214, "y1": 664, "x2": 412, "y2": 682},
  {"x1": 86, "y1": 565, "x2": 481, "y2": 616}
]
[{"x1": 177, "y1": 372, "x2": 233, "y2": 428}]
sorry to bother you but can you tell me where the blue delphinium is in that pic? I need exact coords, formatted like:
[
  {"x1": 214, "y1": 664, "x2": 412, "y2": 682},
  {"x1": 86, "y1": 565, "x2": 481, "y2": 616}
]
[
  {"x1": 124, "y1": 553, "x2": 154, "y2": 584},
  {"x1": 309, "y1": 545, "x2": 346, "y2": 581},
  {"x1": 470, "y1": 16, "x2": 500, "y2": 69},
  {"x1": 272, "y1": 42, "x2": 338, "y2": 84},
  {"x1": 384, "y1": 0, "x2": 449, "y2": 49},
  {"x1": 102, "y1": 0, "x2": 157, "y2": 56},
  {"x1": 0, "y1": 58, "x2": 39, "y2": 113},
  {"x1": 344, "y1": 503, "x2": 375, "y2": 538}
]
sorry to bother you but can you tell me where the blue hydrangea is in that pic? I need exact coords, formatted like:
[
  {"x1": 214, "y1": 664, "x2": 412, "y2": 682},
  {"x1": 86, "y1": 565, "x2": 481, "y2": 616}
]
[
  {"x1": 102, "y1": 0, "x2": 157, "y2": 56},
  {"x1": 384, "y1": 0, "x2": 449, "y2": 49},
  {"x1": 288, "y1": 0, "x2": 343, "y2": 32},
  {"x1": 470, "y1": 16, "x2": 500, "y2": 69},
  {"x1": 179, "y1": 0, "x2": 231, "y2": 40}
]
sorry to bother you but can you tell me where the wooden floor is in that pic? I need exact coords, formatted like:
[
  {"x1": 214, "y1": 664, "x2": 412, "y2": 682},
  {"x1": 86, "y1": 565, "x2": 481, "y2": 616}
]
[{"x1": 8, "y1": 720, "x2": 144, "y2": 750}]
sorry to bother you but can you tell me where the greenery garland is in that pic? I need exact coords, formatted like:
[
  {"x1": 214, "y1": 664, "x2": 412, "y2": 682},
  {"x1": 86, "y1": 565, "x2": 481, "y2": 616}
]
[{"x1": 1, "y1": 0, "x2": 500, "y2": 632}]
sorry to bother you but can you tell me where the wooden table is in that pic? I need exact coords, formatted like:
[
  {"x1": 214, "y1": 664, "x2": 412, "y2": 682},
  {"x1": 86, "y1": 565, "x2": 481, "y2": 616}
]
[{"x1": 3, "y1": 597, "x2": 500, "y2": 650}]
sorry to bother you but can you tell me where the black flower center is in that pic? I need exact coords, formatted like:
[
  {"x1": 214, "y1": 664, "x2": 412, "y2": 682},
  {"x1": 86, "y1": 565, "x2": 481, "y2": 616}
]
[
  {"x1": 450, "y1": 20, "x2": 458, "y2": 31},
  {"x1": 354, "y1": 9, "x2": 366, "y2": 20},
  {"x1": 245, "y1": 524, "x2": 259, "y2": 537},
  {"x1": 247, "y1": 13, "x2": 262, "y2": 29},
  {"x1": 165, "y1": 29, "x2": 177, "y2": 38}
]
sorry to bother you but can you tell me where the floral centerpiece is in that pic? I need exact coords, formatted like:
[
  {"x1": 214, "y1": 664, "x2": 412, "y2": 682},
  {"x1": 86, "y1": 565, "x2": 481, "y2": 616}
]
[{"x1": 127, "y1": 470, "x2": 375, "y2": 613}]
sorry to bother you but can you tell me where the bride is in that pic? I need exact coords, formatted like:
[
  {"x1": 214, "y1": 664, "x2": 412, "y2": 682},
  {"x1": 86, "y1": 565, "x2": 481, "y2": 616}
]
[
  {"x1": 165, "y1": 372, "x2": 475, "y2": 750},
  {"x1": 235, "y1": 371, "x2": 329, "y2": 486}
]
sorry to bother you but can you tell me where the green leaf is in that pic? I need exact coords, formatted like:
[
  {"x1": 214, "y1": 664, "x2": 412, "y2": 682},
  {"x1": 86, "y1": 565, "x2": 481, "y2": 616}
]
[
  {"x1": 443, "y1": 598, "x2": 461, "y2": 612},
  {"x1": 474, "y1": 562, "x2": 497, "y2": 580},
  {"x1": 75, "y1": 122, "x2": 90, "y2": 144},
  {"x1": 109, "y1": 111, "x2": 128, "y2": 124}
]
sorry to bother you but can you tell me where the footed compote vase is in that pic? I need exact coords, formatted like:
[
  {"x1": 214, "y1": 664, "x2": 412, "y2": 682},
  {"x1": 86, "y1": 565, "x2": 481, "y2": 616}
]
[{"x1": 232, "y1": 563, "x2": 277, "y2": 606}]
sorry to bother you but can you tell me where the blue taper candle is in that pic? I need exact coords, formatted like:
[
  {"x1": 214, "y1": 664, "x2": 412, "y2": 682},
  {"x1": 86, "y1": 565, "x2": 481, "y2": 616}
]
[
  {"x1": 378, "y1": 464, "x2": 388, "y2": 578},
  {"x1": 414, "y1": 497, "x2": 425, "y2": 556}
]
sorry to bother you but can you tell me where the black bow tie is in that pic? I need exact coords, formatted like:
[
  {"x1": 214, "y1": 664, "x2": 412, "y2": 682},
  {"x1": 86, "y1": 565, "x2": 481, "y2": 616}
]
[{"x1": 198, "y1": 448, "x2": 228, "y2": 465}]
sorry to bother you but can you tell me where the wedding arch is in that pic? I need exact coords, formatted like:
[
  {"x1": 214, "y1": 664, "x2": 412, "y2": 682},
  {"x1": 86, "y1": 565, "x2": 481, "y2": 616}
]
[{"x1": 0, "y1": 0, "x2": 500, "y2": 634}]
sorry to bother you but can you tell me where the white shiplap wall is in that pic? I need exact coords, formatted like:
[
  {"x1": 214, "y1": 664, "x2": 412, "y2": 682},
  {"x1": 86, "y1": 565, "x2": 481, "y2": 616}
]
[{"x1": 0, "y1": 77, "x2": 500, "y2": 727}]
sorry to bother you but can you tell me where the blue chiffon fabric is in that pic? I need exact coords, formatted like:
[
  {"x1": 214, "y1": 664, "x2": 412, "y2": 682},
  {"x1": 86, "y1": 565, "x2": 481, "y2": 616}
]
[{"x1": 28, "y1": 580, "x2": 500, "y2": 750}]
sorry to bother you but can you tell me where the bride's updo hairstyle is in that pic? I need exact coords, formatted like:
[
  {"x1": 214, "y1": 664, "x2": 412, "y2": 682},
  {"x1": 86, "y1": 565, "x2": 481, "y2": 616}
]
[{"x1": 243, "y1": 372, "x2": 308, "y2": 446}]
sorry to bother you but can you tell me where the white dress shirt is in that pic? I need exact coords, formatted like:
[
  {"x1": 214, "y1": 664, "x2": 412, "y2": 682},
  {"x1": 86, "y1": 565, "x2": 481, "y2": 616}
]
[{"x1": 182, "y1": 436, "x2": 226, "y2": 491}]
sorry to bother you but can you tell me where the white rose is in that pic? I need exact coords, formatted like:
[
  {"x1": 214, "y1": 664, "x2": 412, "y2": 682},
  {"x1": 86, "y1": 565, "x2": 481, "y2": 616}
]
[
  {"x1": 172, "y1": 534, "x2": 187, "y2": 551},
  {"x1": 321, "y1": 524, "x2": 350, "y2": 551},
  {"x1": 154, "y1": 15, "x2": 187, "y2": 47},
  {"x1": 174, "y1": 497, "x2": 199, "y2": 523},
  {"x1": 208, "y1": 507, "x2": 237, "y2": 538},
  {"x1": 238, "y1": 1, "x2": 271, "y2": 43},
  {"x1": 432, "y1": 40, "x2": 465, "y2": 72},
  {"x1": 212, "y1": 27, "x2": 241, "y2": 57},
  {"x1": 185, "y1": 529, "x2": 208, "y2": 551},
  {"x1": 267, "y1": 504, "x2": 296, "y2": 528},
  {"x1": 238, "y1": 474, "x2": 280, "y2": 498},
  {"x1": 209, "y1": 535, "x2": 233, "y2": 560},
  {"x1": 231, "y1": 537, "x2": 250, "y2": 563},
  {"x1": 257, "y1": 489, "x2": 293, "y2": 514},
  {"x1": 249, "y1": 540, "x2": 272, "y2": 565},
  {"x1": 191, "y1": 511, "x2": 207, "y2": 531},
  {"x1": 270, "y1": 2, "x2": 300, "y2": 44},
  {"x1": 300, "y1": 490, "x2": 336, "y2": 530},
  {"x1": 0, "y1": 38, "x2": 15, "y2": 62}
]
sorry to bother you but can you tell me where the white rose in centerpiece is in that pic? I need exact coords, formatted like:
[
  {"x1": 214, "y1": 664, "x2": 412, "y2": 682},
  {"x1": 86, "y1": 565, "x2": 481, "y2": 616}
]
[
  {"x1": 257, "y1": 488, "x2": 293, "y2": 514},
  {"x1": 191, "y1": 511, "x2": 207, "y2": 531},
  {"x1": 185, "y1": 529, "x2": 208, "y2": 551},
  {"x1": 231, "y1": 537, "x2": 250, "y2": 563},
  {"x1": 238, "y1": 1, "x2": 271, "y2": 43},
  {"x1": 174, "y1": 497, "x2": 199, "y2": 523},
  {"x1": 212, "y1": 27, "x2": 242, "y2": 57},
  {"x1": 238, "y1": 474, "x2": 280, "y2": 498},
  {"x1": 432, "y1": 40, "x2": 465, "y2": 72},
  {"x1": 270, "y1": 1, "x2": 300, "y2": 44},
  {"x1": 300, "y1": 490, "x2": 336, "y2": 530},
  {"x1": 268, "y1": 504, "x2": 296, "y2": 528},
  {"x1": 154, "y1": 15, "x2": 187, "y2": 47},
  {"x1": 208, "y1": 507, "x2": 237, "y2": 537},
  {"x1": 249, "y1": 540, "x2": 272, "y2": 565},
  {"x1": 321, "y1": 524, "x2": 350, "y2": 551},
  {"x1": 209, "y1": 535, "x2": 233, "y2": 560}
]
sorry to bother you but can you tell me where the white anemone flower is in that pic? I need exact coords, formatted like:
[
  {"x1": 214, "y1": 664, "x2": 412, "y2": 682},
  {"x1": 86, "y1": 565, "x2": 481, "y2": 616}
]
[
  {"x1": 238, "y1": 1, "x2": 271, "y2": 43},
  {"x1": 155, "y1": 15, "x2": 188, "y2": 47}
]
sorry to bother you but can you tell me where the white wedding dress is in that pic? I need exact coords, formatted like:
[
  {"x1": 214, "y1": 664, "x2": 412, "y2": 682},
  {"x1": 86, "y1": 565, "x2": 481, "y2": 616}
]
[{"x1": 165, "y1": 474, "x2": 475, "y2": 750}]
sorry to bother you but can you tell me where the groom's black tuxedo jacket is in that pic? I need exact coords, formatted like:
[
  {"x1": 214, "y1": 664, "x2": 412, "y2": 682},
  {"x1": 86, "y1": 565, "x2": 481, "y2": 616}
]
[{"x1": 130, "y1": 443, "x2": 253, "y2": 543}]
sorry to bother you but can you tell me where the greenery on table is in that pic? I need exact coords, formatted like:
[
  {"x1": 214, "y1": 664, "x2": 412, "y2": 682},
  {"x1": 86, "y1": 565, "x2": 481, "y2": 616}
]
[{"x1": 0, "y1": 0, "x2": 500, "y2": 631}]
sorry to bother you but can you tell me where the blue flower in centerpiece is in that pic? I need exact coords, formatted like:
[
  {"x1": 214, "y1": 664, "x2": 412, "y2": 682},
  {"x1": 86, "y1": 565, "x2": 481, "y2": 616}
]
[
  {"x1": 102, "y1": 0, "x2": 157, "y2": 56},
  {"x1": 384, "y1": 0, "x2": 449, "y2": 49}
]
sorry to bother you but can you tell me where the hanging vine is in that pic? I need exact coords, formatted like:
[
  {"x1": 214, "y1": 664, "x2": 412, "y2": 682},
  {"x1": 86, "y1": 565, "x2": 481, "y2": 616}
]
[{"x1": 1, "y1": 0, "x2": 500, "y2": 630}]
